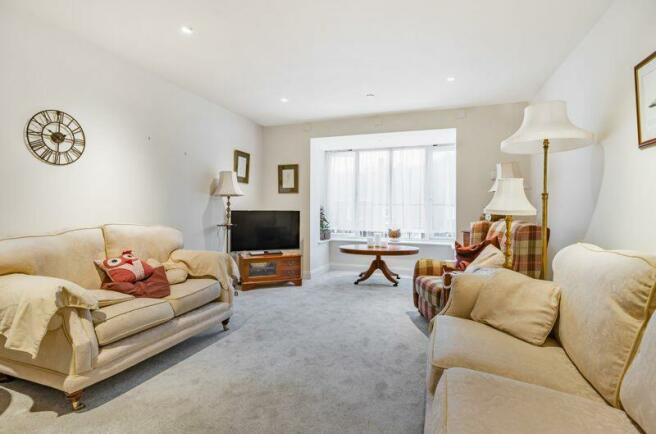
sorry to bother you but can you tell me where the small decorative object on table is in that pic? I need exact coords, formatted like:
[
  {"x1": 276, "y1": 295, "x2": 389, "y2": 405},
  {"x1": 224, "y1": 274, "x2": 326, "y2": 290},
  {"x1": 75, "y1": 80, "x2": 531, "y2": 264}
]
[
  {"x1": 388, "y1": 228, "x2": 401, "y2": 243},
  {"x1": 319, "y1": 206, "x2": 331, "y2": 240}
]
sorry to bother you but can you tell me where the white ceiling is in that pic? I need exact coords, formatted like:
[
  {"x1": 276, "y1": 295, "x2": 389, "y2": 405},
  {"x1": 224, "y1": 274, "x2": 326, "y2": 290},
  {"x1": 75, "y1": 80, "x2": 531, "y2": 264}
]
[{"x1": 6, "y1": 0, "x2": 612, "y2": 126}]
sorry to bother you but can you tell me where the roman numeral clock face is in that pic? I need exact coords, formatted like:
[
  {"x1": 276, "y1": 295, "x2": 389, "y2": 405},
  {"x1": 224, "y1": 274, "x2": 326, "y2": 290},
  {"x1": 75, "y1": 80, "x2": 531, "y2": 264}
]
[{"x1": 25, "y1": 110, "x2": 85, "y2": 165}]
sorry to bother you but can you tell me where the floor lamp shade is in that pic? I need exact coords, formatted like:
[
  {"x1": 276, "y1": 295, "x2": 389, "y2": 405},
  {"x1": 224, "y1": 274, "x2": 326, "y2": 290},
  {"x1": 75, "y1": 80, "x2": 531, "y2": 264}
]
[
  {"x1": 489, "y1": 162, "x2": 519, "y2": 193},
  {"x1": 501, "y1": 101, "x2": 593, "y2": 154}
]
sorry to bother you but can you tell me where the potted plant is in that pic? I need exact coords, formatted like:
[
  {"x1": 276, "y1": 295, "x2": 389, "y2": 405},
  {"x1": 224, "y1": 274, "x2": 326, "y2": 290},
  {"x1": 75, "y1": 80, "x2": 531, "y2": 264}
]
[{"x1": 320, "y1": 206, "x2": 331, "y2": 241}]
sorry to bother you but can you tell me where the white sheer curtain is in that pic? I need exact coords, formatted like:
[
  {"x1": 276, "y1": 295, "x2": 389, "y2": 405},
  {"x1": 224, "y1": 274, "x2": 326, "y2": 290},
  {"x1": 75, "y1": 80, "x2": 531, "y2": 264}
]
[
  {"x1": 391, "y1": 148, "x2": 426, "y2": 237},
  {"x1": 325, "y1": 151, "x2": 356, "y2": 234},
  {"x1": 356, "y1": 150, "x2": 390, "y2": 232},
  {"x1": 324, "y1": 144, "x2": 456, "y2": 240},
  {"x1": 430, "y1": 145, "x2": 456, "y2": 238}
]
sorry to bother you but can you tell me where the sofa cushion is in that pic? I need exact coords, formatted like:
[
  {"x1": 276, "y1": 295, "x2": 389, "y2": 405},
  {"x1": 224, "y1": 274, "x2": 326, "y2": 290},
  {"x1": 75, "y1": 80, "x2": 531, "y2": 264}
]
[
  {"x1": 86, "y1": 289, "x2": 135, "y2": 307},
  {"x1": 165, "y1": 278, "x2": 220, "y2": 316},
  {"x1": 425, "y1": 368, "x2": 638, "y2": 434},
  {"x1": 427, "y1": 315, "x2": 603, "y2": 402},
  {"x1": 620, "y1": 313, "x2": 656, "y2": 434},
  {"x1": 0, "y1": 228, "x2": 106, "y2": 289},
  {"x1": 102, "y1": 224, "x2": 183, "y2": 263},
  {"x1": 553, "y1": 243, "x2": 656, "y2": 406},
  {"x1": 470, "y1": 269, "x2": 561, "y2": 345},
  {"x1": 92, "y1": 298, "x2": 174, "y2": 346}
]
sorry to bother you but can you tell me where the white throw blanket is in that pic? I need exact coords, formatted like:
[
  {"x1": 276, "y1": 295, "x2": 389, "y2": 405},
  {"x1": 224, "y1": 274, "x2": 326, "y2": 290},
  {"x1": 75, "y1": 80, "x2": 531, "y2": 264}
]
[{"x1": 0, "y1": 274, "x2": 97, "y2": 358}]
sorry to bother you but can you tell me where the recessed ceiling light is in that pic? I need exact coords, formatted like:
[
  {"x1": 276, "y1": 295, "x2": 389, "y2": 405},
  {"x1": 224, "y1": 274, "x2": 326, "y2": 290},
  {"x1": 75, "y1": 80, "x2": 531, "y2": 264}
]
[
  {"x1": 446, "y1": 77, "x2": 456, "y2": 82},
  {"x1": 366, "y1": 93, "x2": 375, "y2": 97},
  {"x1": 180, "y1": 26, "x2": 194, "y2": 35},
  {"x1": 280, "y1": 97, "x2": 289, "y2": 103}
]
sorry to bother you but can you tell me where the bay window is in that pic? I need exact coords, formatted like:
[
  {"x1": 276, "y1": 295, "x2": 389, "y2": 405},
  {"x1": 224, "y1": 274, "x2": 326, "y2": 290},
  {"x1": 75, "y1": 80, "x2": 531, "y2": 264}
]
[{"x1": 325, "y1": 144, "x2": 456, "y2": 241}]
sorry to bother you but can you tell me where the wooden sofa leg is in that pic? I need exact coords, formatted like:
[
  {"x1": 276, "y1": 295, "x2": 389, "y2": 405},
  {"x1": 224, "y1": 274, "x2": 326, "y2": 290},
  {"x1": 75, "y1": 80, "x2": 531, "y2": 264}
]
[
  {"x1": 222, "y1": 318, "x2": 230, "y2": 331},
  {"x1": 65, "y1": 390, "x2": 86, "y2": 412},
  {"x1": 0, "y1": 373, "x2": 14, "y2": 383}
]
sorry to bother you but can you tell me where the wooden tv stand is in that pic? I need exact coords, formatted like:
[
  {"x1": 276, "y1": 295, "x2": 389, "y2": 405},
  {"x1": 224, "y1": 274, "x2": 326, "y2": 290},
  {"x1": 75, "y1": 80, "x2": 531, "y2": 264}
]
[{"x1": 238, "y1": 251, "x2": 302, "y2": 291}]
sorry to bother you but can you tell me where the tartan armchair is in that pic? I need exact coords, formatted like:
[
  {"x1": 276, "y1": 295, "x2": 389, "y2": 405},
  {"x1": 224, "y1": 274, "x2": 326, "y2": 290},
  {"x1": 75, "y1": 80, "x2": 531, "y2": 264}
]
[{"x1": 412, "y1": 219, "x2": 544, "y2": 321}]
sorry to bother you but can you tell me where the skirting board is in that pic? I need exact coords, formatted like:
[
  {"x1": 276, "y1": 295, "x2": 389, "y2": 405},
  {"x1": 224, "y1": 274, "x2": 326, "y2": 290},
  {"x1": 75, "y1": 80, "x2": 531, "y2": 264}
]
[
  {"x1": 303, "y1": 264, "x2": 330, "y2": 280},
  {"x1": 329, "y1": 263, "x2": 413, "y2": 279}
]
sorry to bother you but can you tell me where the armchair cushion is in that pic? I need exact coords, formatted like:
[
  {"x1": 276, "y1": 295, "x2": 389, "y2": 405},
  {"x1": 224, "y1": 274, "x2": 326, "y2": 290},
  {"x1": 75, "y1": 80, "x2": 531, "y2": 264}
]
[
  {"x1": 0, "y1": 274, "x2": 97, "y2": 357},
  {"x1": 470, "y1": 269, "x2": 561, "y2": 345}
]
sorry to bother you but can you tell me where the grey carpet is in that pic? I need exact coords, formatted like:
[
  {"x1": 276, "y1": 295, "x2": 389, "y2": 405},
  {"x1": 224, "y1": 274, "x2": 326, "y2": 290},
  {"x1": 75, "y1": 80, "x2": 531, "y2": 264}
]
[{"x1": 0, "y1": 271, "x2": 428, "y2": 434}]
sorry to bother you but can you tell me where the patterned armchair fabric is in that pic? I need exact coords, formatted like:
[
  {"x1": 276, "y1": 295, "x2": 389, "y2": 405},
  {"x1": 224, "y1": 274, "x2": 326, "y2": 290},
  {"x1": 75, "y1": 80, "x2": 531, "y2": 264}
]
[{"x1": 412, "y1": 220, "x2": 544, "y2": 321}]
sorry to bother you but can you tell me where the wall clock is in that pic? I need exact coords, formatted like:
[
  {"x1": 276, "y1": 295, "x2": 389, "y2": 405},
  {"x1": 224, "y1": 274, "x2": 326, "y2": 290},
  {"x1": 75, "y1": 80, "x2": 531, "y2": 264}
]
[{"x1": 24, "y1": 109, "x2": 85, "y2": 165}]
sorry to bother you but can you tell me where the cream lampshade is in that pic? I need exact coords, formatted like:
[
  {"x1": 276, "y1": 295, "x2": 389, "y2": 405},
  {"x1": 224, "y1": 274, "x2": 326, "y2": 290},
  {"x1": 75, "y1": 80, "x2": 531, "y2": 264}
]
[
  {"x1": 484, "y1": 178, "x2": 536, "y2": 269},
  {"x1": 501, "y1": 101, "x2": 593, "y2": 278},
  {"x1": 214, "y1": 171, "x2": 244, "y2": 197}
]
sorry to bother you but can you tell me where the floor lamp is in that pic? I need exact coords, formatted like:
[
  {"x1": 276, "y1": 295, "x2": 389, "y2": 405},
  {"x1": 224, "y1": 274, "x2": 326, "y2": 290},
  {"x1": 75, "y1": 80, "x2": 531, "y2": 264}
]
[
  {"x1": 484, "y1": 178, "x2": 536, "y2": 269},
  {"x1": 501, "y1": 101, "x2": 593, "y2": 278},
  {"x1": 214, "y1": 171, "x2": 244, "y2": 254}
]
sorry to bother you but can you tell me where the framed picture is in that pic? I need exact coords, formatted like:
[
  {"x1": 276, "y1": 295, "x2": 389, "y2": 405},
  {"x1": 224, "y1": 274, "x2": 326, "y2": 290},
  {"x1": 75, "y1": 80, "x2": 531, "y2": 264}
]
[
  {"x1": 233, "y1": 150, "x2": 250, "y2": 183},
  {"x1": 635, "y1": 50, "x2": 656, "y2": 148},
  {"x1": 278, "y1": 164, "x2": 299, "y2": 193}
]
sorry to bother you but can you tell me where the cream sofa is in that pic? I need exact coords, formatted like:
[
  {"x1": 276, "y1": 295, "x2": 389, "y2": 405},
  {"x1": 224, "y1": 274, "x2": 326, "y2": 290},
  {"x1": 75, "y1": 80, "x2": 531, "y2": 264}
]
[
  {"x1": 425, "y1": 243, "x2": 656, "y2": 434},
  {"x1": 0, "y1": 224, "x2": 234, "y2": 411}
]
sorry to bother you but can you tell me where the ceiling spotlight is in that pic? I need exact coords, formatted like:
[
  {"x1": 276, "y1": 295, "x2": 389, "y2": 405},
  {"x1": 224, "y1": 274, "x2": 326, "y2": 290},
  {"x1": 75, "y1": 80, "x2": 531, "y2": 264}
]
[
  {"x1": 446, "y1": 77, "x2": 456, "y2": 82},
  {"x1": 180, "y1": 26, "x2": 194, "y2": 35},
  {"x1": 280, "y1": 97, "x2": 289, "y2": 103}
]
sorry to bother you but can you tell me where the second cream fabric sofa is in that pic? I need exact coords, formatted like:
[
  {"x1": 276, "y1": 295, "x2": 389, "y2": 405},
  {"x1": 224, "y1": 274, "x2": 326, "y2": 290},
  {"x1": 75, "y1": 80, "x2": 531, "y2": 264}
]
[
  {"x1": 425, "y1": 243, "x2": 656, "y2": 433},
  {"x1": 0, "y1": 224, "x2": 235, "y2": 411}
]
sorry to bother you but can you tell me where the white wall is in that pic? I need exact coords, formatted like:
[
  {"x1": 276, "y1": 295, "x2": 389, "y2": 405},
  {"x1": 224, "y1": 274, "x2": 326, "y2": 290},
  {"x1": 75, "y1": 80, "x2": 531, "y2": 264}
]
[
  {"x1": 531, "y1": 0, "x2": 656, "y2": 262},
  {"x1": 262, "y1": 103, "x2": 532, "y2": 276},
  {"x1": 0, "y1": 7, "x2": 263, "y2": 250}
]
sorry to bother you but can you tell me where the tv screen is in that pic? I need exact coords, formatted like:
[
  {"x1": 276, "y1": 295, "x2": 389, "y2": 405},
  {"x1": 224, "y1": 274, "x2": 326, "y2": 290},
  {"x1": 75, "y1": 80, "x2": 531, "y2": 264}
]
[{"x1": 231, "y1": 210, "x2": 300, "y2": 252}]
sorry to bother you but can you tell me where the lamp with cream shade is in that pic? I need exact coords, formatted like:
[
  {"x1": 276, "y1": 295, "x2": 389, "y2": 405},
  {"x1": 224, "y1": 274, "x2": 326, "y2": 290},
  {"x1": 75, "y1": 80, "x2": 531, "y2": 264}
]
[
  {"x1": 501, "y1": 101, "x2": 593, "y2": 278},
  {"x1": 484, "y1": 178, "x2": 536, "y2": 269},
  {"x1": 213, "y1": 171, "x2": 244, "y2": 253}
]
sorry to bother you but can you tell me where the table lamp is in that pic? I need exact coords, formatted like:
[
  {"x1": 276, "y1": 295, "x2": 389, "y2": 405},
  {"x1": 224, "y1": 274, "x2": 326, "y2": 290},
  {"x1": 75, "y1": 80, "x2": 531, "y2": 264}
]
[
  {"x1": 484, "y1": 178, "x2": 536, "y2": 269},
  {"x1": 213, "y1": 171, "x2": 244, "y2": 253},
  {"x1": 501, "y1": 101, "x2": 593, "y2": 278}
]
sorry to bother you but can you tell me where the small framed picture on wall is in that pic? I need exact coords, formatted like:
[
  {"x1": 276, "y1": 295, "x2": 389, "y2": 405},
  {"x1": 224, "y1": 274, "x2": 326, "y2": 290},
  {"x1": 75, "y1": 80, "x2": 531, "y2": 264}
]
[
  {"x1": 635, "y1": 50, "x2": 656, "y2": 148},
  {"x1": 278, "y1": 164, "x2": 299, "y2": 193},
  {"x1": 234, "y1": 150, "x2": 250, "y2": 183}
]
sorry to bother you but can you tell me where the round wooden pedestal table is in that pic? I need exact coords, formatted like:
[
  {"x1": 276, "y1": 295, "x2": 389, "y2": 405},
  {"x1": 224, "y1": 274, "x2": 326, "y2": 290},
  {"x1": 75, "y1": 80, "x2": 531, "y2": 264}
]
[{"x1": 339, "y1": 244, "x2": 419, "y2": 286}]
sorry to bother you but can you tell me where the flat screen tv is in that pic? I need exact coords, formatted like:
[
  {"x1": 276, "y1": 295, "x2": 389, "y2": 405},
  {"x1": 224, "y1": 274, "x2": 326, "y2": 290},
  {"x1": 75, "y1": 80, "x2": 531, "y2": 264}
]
[{"x1": 231, "y1": 210, "x2": 300, "y2": 252}]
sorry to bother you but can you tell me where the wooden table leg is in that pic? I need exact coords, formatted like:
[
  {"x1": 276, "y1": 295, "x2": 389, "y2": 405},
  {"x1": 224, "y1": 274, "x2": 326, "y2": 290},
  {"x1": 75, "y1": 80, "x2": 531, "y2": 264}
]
[{"x1": 354, "y1": 256, "x2": 399, "y2": 286}]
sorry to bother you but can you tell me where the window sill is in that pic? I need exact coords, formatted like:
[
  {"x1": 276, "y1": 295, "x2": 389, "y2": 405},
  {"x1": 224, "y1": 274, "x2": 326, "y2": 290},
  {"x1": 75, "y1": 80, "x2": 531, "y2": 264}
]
[{"x1": 327, "y1": 237, "x2": 454, "y2": 247}]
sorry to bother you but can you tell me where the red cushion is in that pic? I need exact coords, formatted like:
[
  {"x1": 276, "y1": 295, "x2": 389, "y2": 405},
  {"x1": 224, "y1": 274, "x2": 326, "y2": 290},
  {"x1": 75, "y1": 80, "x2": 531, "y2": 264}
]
[
  {"x1": 95, "y1": 250, "x2": 154, "y2": 283},
  {"x1": 454, "y1": 236, "x2": 500, "y2": 270},
  {"x1": 101, "y1": 266, "x2": 171, "y2": 298}
]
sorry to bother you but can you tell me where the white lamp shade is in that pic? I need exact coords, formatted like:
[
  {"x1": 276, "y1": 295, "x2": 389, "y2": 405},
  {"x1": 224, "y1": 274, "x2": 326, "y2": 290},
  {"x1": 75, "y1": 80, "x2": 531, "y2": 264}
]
[
  {"x1": 489, "y1": 162, "x2": 519, "y2": 192},
  {"x1": 484, "y1": 178, "x2": 536, "y2": 216},
  {"x1": 214, "y1": 171, "x2": 244, "y2": 197},
  {"x1": 501, "y1": 101, "x2": 594, "y2": 154}
]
